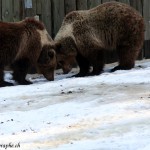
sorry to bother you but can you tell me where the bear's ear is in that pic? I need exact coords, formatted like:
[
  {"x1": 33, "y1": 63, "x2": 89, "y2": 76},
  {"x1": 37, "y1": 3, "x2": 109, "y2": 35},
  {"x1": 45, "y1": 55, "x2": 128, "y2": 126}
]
[
  {"x1": 38, "y1": 49, "x2": 54, "y2": 64},
  {"x1": 48, "y1": 50, "x2": 55, "y2": 58}
]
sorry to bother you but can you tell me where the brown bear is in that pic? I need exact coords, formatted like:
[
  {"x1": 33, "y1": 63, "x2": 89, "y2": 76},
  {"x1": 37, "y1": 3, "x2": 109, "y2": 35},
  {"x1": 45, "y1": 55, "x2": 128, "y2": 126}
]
[
  {"x1": 0, "y1": 18, "x2": 56, "y2": 87},
  {"x1": 54, "y1": 2, "x2": 145, "y2": 77}
]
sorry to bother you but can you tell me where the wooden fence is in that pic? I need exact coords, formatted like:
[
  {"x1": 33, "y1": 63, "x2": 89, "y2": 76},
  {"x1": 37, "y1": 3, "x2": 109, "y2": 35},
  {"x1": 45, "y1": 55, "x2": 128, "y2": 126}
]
[{"x1": 0, "y1": 0, "x2": 150, "y2": 62}]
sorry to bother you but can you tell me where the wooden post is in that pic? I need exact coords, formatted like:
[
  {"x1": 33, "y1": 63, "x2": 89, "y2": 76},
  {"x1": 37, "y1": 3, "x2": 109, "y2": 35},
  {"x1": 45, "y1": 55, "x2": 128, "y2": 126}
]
[
  {"x1": 117, "y1": 0, "x2": 130, "y2": 4},
  {"x1": 143, "y1": 0, "x2": 150, "y2": 58},
  {"x1": 36, "y1": 0, "x2": 41, "y2": 15},
  {"x1": 51, "y1": 0, "x2": 65, "y2": 37},
  {"x1": 32, "y1": 0, "x2": 36, "y2": 15},
  {"x1": 102, "y1": 0, "x2": 110, "y2": 3},
  {"x1": 24, "y1": 0, "x2": 36, "y2": 17},
  {"x1": 19, "y1": 0, "x2": 25, "y2": 19},
  {"x1": 2, "y1": 0, "x2": 13, "y2": 22},
  {"x1": 130, "y1": 0, "x2": 143, "y2": 14},
  {"x1": 0, "y1": 0, "x2": 2, "y2": 20},
  {"x1": 24, "y1": 0, "x2": 32, "y2": 17},
  {"x1": 76, "y1": 0, "x2": 88, "y2": 10},
  {"x1": 13, "y1": 0, "x2": 21, "y2": 22},
  {"x1": 41, "y1": 0, "x2": 52, "y2": 35},
  {"x1": 87, "y1": 0, "x2": 101, "y2": 9},
  {"x1": 102, "y1": 0, "x2": 116, "y2": 3},
  {"x1": 64, "y1": 0, "x2": 76, "y2": 14}
]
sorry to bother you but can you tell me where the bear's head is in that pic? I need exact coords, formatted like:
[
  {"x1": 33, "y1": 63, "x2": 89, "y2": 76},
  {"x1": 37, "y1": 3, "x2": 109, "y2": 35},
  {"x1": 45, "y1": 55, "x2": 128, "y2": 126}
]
[
  {"x1": 54, "y1": 37, "x2": 77, "y2": 74},
  {"x1": 35, "y1": 24, "x2": 57, "y2": 81},
  {"x1": 37, "y1": 45, "x2": 56, "y2": 81}
]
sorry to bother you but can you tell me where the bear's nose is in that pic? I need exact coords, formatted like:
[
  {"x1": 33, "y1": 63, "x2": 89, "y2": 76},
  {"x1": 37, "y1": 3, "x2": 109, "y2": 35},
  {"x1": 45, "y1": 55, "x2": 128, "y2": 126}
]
[{"x1": 63, "y1": 65, "x2": 72, "y2": 74}]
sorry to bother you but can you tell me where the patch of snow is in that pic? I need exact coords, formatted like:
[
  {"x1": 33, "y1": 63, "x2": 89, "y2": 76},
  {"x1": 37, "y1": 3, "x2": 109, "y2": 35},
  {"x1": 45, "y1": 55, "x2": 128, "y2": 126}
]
[{"x1": 0, "y1": 59, "x2": 150, "y2": 150}]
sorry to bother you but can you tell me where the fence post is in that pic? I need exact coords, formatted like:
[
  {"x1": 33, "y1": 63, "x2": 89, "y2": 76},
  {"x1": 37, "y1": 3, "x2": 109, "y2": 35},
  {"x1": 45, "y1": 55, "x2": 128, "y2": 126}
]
[
  {"x1": 0, "y1": 0, "x2": 1, "y2": 20},
  {"x1": 117, "y1": 0, "x2": 130, "y2": 4},
  {"x1": 51, "y1": 0, "x2": 65, "y2": 37},
  {"x1": 24, "y1": 0, "x2": 36, "y2": 17},
  {"x1": 130, "y1": 0, "x2": 143, "y2": 14},
  {"x1": 143, "y1": 0, "x2": 150, "y2": 58},
  {"x1": 64, "y1": 0, "x2": 76, "y2": 14},
  {"x1": 102, "y1": 0, "x2": 117, "y2": 3},
  {"x1": 2, "y1": 0, "x2": 13, "y2": 22},
  {"x1": 41, "y1": 0, "x2": 52, "y2": 35},
  {"x1": 36, "y1": 0, "x2": 41, "y2": 16},
  {"x1": 13, "y1": 0, "x2": 21, "y2": 22},
  {"x1": 76, "y1": 0, "x2": 88, "y2": 10},
  {"x1": 87, "y1": 0, "x2": 101, "y2": 9}
]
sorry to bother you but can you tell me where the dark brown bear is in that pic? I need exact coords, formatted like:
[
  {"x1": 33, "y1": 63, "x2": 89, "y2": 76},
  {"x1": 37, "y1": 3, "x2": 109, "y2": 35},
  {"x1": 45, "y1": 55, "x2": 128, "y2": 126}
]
[
  {"x1": 54, "y1": 2, "x2": 145, "y2": 77},
  {"x1": 0, "y1": 18, "x2": 56, "y2": 87}
]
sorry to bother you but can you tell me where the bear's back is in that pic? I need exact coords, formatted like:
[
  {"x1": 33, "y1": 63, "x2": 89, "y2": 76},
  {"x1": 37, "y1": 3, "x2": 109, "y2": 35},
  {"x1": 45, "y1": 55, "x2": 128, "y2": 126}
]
[{"x1": 72, "y1": 1, "x2": 144, "y2": 49}]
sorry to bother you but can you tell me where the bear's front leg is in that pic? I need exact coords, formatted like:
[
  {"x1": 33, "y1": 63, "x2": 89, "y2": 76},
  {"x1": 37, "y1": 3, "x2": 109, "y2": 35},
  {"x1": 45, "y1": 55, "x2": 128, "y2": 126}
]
[
  {"x1": 89, "y1": 50, "x2": 105, "y2": 76},
  {"x1": 12, "y1": 58, "x2": 32, "y2": 85},
  {"x1": 72, "y1": 53, "x2": 90, "y2": 77}
]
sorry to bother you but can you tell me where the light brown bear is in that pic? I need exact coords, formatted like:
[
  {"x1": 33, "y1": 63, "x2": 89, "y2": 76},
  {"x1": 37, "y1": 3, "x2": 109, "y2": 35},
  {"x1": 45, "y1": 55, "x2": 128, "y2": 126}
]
[
  {"x1": 54, "y1": 2, "x2": 145, "y2": 77},
  {"x1": 0, "y1": 18, "x2": 56, "y2": 87}
]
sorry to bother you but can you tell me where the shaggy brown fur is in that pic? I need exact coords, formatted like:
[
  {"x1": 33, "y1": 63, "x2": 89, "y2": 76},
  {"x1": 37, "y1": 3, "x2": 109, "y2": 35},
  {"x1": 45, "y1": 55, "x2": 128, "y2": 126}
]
[
  {"x1": 54, "y1": 2, "x2": 145, "y2": 77},
  {"x1": 0, "y1": 18, "x2": 56, "y2": 87}
]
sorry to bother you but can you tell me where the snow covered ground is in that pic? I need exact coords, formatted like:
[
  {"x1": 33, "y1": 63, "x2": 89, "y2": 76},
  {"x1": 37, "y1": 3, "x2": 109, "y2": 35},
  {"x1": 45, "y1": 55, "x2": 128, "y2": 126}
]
[{"x1": 0, "y1": 59, "x2": 150, "y2": 150}]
